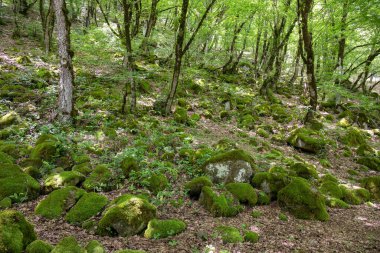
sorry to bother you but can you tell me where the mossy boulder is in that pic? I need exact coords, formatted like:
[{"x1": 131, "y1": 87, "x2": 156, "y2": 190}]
[
  {"x1": 174, "y1": 107, "x2": 189, "y2": 124},
  {"x1": 0, "y1": 163, "x2": 40, "y2": 203},
  {"x1": 0, "y1": 198, "x2": 12, "y2": 209},
  {"x1": 72, "y1": 162, "x2": 92, "y2": 175},
  {"x1": 277, "y1": 177, "x2": 329, "y2": 221},
  {"x1": 147, "y1": 173, "x2": 169, "y2": 194},
  {"x1": 30, "y1": 134, "x2": 60, "y2": 163},
  {"x1": 51, "y1": 236, "x2": 85, "y2": 253},
  {"x1": 83, "y1": 165, "x2": 115, "y2": 192},
  {"x1": 85, "y1": 240, "x2": 105, "y2": 253},
  {"x1": 340, "y1": 127, "x2": 368, "y2": 147},
  {"x1": 319, "y1": 181, "x2": 343, "y2": 199},
  {"x1": 25, "y1": 240, "x2": 53, "y2": 253},
  {"x1": 340, "y1": 186, "x2": 370, "y2": 205},
  {"x1": 0, "y1": 111, "x2": 20, "y2": 129},
  {"x1": 120, "y1": 156, "x2": 139, "y2": 177},
  {"x1": 326, "y1": 198, "x2": 350, "y2": 209},
  {"x1": 361, "y1": 176, "x2": 380, "y2": 201},
  {"x1": 184, "y1": 176, "x2": 213, "y2": 199},
  {"x1": 202, "y1": 149, "x2": 255, "y2": 184},
  {"x1": 65, "y1": 192, "x2": 108, "y2": 225},
  {"x1": 357, "y1": 156, "x2": 380, "y2": 171},
  {"x1": 270, "y1": 104, "x2": 290, "y2": 123},
  {"x1": 0, "y1": 210, "x2": 37, "y2": 253},
  {"x1": 289, "y1": 162, "x2": 318, "y2": 180},
  {"x1": 97, "y1": 194, "x2": 156, "y2": 237},
  {"x1": 252, "y1": 171, "x2": 290, "y2": 200},
  {"x1": 144, "y1": 219, "x2": 186, "y2": 239},
  {"x1": 244, "y1": 231, "x2": 259, "y2": 243},
  {"x1": 225, "y1": 183, "x2": 257, "y2": 206},
  {"x1": 215, "y1": 226, "x2": 243, "y2": 243},
  {"x1": 257, "y1": 191, "x2": 271, "y2": 205},
  {"x1": 44, "y1": 171, "x2": 86, "y2": 191},
  {"x1": 35, "y1": 186, "x2": 86, "y2": 219},
  {"x1": 287, "y1": 128, "x2": 327, "y2": 153},
  {"x1": 0, "y1": 152, "x2": 14, "y2": 164},
  {"x1": 199, "y1": 186, "x2": 242, "y2": 217}
]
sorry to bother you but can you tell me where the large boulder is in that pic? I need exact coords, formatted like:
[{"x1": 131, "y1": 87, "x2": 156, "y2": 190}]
[
  {"x1": 144, "y1": 219, "x2": 186, "y2": 239},
  {"x1": 0, "y1": 163, "x2": 40, "y2": 203},
  {"x1": 277, "y1": 177, "x2": 329, "y2": 221},
  {"x1": 97, "y1": 194, "x2": 156, "y2": 237},
  {"x1": 0, "y1": 210, "x2": 37, "y2": 253},
  {"x1": 202, "y1": 149, "x2": 255, "y2": 184},
  {"x1": 287, "y1": 128, "x2": 327, "y2": 153},
  {"x1": 83, "y1": 165, "x2": 115, "y2": 192},
  {"x1": 44, "y1": 171, "x2": 86, "y2": 191}
]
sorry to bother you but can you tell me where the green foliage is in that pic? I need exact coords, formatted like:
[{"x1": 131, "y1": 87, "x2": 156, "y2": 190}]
[
  {"x1": 83, "y1": 165, "x2": 115, "y2": 192},
  {"x1": 340, "y1": 127, "x2": 368, "y2": 147},
  {"x1": 144, "y1": 219, "x2": 186, "y2": 239},
  {"x1": 244, "y1": 231, "x2": 259, "y2": 243},
  {"x1": 147, "y1": 173, "x2": 169, "y2": 194},
  {"x1": 251, "y1": 210, "x2": 262, "y2": 218}
]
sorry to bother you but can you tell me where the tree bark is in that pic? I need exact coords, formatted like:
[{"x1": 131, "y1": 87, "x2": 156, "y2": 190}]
[{"x1": 53, "y1": 0, "x2": 74, "y2": 121}]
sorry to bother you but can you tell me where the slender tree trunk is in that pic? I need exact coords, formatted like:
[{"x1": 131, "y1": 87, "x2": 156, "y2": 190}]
[
  {"x1": 298, "y1": 0, "x2": 317, "y2": 123},
  {"x1": 53, "y1": 0, "x2": 74, "y2": 121}
]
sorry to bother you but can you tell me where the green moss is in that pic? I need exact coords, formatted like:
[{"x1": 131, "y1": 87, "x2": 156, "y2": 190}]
[
  {"x1": 257, "y1": 191, "x2": 270, "y2": 205},
  {"x1": 278, "y1": 213, "x2": 288, "y2": 221},
  {"x1": 320, "y1": 174, "x2": 338, "y2": 183},
  {"x1": 251, "y1": 210, "x2": 262, "y2": 218},
  {"x1": 287, "y1": 128, "x2": 326, "y2": 153},
  {"x1": 215, "y1": 226, "x2": 243, "y2": 243},
  {"x1": 289, "y1": 163, "x2": 318, "y2": 180},
  {"x1": 35, "y1": 186, "x2": 85, "y2": 219},
  {"x1": 244, "y1": 231, "x2": 259, "y2": 243},
  {"x1": 44, "y1": 171, "x2": 85, "y2": 191},
  {"x1": 0, "y1": 163, "x2": 40, "y2": 203},
  {"x1": 51, "y1": 236, "x2": 85, "y2": 253},
  {"x1": 306, "y1": 119, "x2": 324, "y2": 131},
  {"x1": 257, "y1": 128, "x2": 270, "y2": 138},
  {"x1": 340, "y1": 127, "x2": 368, "y2": 147},
  {"x1": 220, "y1": 110, "x2": 230, "y2": 120},
  {"x1": 25, "y1": 240, "x2": 53, "y2": 253},
  {"x1": 199, "y1": 186, "x2": 242, "y2": 217},
  {"x1": 0, "y1": 198, "x2": 12, "y2": 209},
  {"x1": 225, "y1": 183, "x2": 257, "y2": 206},
  {"x1": 83, "y1": 165, "x2": 115, "y2": 192},
  {"x1": 361, "y1": 176, "x2": 380, "y2": 201},
  {"x1": 97, "y1": 194, "x2": 156, "y2": 237},
  {"x1": 319, "y1": 181, "x2": 343, "y2": 199},
  {"x1": 252, "y1": 172, "x2": 290, "y2": 199},
  {"x1": 115, "y1": 250, "x2": 146, "y2": 253},
  {"x1": 0, "y1": 111, "x2": 20, "y2": 129},
  {"x1": 356, "y1": 144, "x2": 377, "y2": 156},
  {"x1": 72, "y1": 162, "x2": 92, "y2": 175},
  {"x1": 357, "y1": 157, "x2": 380, "y2": 171},
  {"x1": 144, "y1": 219, "x2": 186, "y2": 239},
  {"x1": 184, "y1": 176, "x2": 213, "y2": 199},
  {"x1": 239, "y1": 114, "x2": 256, "y2": 130},
  {"x1": 0, "y1": 152, "x2": 15, "y2": 164},
  {"x1": 277, "y1": 177, "x2": 329, "y2": 221},
  {"x1": 30, "y1": 135, "x2": 59, "y2": 163},
  {"x1": 120, "y1": 157, "x2": 139, "y2": 177},
  {"x1": 85, "y1": 240, "x2": 105, "y2": 253},
  {"x1": 147, "y1": 173, "x2": 169, "y2": 194},
  {"x1": 65, "y1": 192, "x2": 108, "y2": 225},
  {"x1": 0, "y1": 210, "x2": 37, "y2": 253},
  {"x1": 340, "y1": 186, "x2": 370, "y2": 205},
  {"x1": 174, "y1": 107, "x2": 189, "y2": 124},
  {"x1": 326, "y1": 198, "x2": 350, "y2": 209},
  {"x1": 0, "y1": 142, "x2": 27, "y2": 159}
]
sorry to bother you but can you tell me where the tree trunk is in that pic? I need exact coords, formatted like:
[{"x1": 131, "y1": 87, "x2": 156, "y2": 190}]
[
  {"x1": 298, "y1": 0, "x2": 317, "y2": 123},
  {"x1": 53, "y1": 0, "x2": 74, "y2": 121}
]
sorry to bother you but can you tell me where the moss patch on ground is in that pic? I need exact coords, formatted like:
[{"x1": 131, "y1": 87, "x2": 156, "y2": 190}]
[{"x1": 144, "y1": 219, "x2": 186, "y2": 239}]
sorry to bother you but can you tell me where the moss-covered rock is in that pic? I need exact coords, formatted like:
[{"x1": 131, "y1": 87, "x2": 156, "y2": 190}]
[
  {"x1": 35, "y1": 186, "x2": 86, "y2": 219},
  {"x1": 85, "y1": 240, "x2": 105, "y2": 253},
  {"x1": 320, "y1": 174, "x2": 339, "y2": 183},
  {"x1": 202, "y1": 149, "x2": 255, "y2": 184},
  {"x1": 0, "y1": 210, "x2": 37, "y2": 253},
  {"x1": 83, "y1": 165, "x2": 115, "y2": 192},
  {"x1": 65, "y1": 192, "x2": 108, "y2": 225},
  {"x1": 30, "y1": 134, "x2": 59, "y2": 163},
  {"x1": 357, "y1": 156, "x2": 380, "y2": 171},
  {"x1": 361, "y1": 176, "x2": 380, "y2": 202},
  {"x1": 257, "y1": 128, "x2": 270, "y2": 138},
  {"x1": 326, "y1": 198, "x2": 350, "y2": 209},
  {"x1": 252, "y1": 171, "x2": 290, "y2": 200},
  {"x1": 319, "y1": 181, "x2": 343, "y2": 199},
  {"x1": 44, "y1": 171, "x2": 85, "y2": 191},
  {"x1": 257, "y1": 191, "x2": 270, "y2": 205},
  {"x1": 199, "y1": 186, "x2": 242, "y2": 217},
  {"x1": 277, "y1": 177, "x2": 329, "y2": 221},
  {"x1": 72, "y1": 162, "x2": 92, "y2": 175},
  {"x1": 120, "y1": 157, "x2": 139, "y2": 177},
  {"x1": 144, "y1": 219, "x2": 186, "y2": 239},
  {"x1": 0, "y1": 163, "x2": 40, "y2": 203},
  {"x1": 184, "y1": 176, "x2": 213, "y2": 199},
  {"x1": 215, "y1": 226, "x2": 243, "y2": 243},
  {"x1": 0, "y1": 152, "x2": 14, "y2": 164},
  {"x1": 340, "y1": 186, "x2": 370, "y2": 205},
  {"x1": 174, "y1": 107, "x2": 189, "y2": 124},
  {"x1": 0, "y1": 111, "x2": 20, "y2": 129},
  {"x1": 287, "y1": 128, "x2": 326, "y2": 153},
  {"x1": 340, "y1": 127, "x2": 368, "y2": 147},
  {"x1": 225, "y1": 183, "x2": 257, "y2": 206},
  {"x1": 147, "y1": 173, "x2": 169, "y2": 194},
  {"x1": 244, "y1": 231, "x2": 259, "y2": 243},
  {"x1": 25, "y1": 240, "x2": 53, "y2": 253},
  {"x1": 289, "y1": 162, "x2": 318, "y2": 180},
  {"x1": 97, "y1": 194, "x2": 156, "y2": 237},
  {"x1": 51, "y1": 236, "x2": 85, "y2": 253},
  {"x1": 0, "y1": 197, "x2": 12, "y2": 209}
]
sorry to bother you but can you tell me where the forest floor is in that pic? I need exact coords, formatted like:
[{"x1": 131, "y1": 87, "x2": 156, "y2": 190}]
[{"x1": 1, "y1": 14, "x2": 380, "y2": 253}]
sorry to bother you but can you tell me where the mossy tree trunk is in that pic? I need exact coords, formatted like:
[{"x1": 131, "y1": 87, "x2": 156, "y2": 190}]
[
  {"x1": 298, "y1": 0, "x2": 317, "y2": 123},
  {"x1": 53, "y1": 0, "x2": 75, "y2": 122}
]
